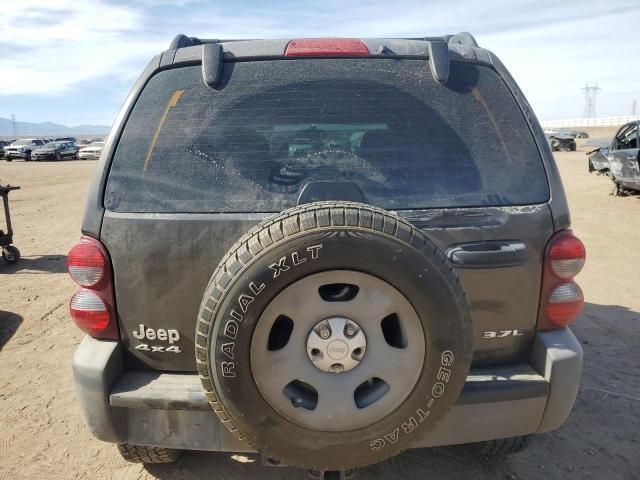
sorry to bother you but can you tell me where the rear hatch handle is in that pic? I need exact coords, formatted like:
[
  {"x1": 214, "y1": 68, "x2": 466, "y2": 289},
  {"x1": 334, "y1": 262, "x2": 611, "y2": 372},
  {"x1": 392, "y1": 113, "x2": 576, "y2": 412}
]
[{"x1": 446, "y1": 240, "x2": 527, "y2": 268}]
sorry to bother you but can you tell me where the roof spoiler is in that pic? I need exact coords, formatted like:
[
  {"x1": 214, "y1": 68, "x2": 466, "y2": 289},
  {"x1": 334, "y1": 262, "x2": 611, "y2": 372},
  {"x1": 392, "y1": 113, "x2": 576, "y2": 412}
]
[
  {"x1": 202, "y1": 43, "x2": 223, "y2": 88},
  {"x1": 427, "y1": 41, "x2": 449, "y2": 84},
  {"x1": 447, "y1": 32, "x2": 479, "y2": 47},
  {"x1": 170, "y1": 32, "x2": 480, "y2": 50},
  {"x1": 168, "y1": 32, "x2": 480, "y2": 87},
  {"x1": 426, "y1": 32, "x2": 479, "y2": 84}
]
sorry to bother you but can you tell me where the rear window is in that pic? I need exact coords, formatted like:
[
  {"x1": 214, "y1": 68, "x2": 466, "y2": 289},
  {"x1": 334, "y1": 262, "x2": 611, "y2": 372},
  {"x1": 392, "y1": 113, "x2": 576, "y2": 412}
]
[{"x1": 105, "y1": 59, "x2": 549, "y2": 213}]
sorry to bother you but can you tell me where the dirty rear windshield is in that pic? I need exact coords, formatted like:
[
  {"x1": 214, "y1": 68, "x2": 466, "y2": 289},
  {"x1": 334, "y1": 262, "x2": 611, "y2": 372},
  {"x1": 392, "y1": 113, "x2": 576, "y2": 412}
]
[{"x1": 105, "y1": 59, "x2": 549, "y2": 213}]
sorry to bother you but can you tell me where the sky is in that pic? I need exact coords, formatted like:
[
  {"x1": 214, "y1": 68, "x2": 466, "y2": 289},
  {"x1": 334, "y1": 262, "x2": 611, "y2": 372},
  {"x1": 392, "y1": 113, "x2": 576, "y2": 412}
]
[{"x1": 0, "y1": 0, "x2": 638, "y2": 127}]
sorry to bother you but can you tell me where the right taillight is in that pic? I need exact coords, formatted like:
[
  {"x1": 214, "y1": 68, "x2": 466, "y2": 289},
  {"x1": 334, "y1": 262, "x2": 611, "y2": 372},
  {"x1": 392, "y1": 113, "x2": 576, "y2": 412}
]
[
  {"x1": 538, "y1": 230, "x2": 586, "y2": 330},
  {"x1": 67, "y1": 236, "x2": 118, "y2": 339}
]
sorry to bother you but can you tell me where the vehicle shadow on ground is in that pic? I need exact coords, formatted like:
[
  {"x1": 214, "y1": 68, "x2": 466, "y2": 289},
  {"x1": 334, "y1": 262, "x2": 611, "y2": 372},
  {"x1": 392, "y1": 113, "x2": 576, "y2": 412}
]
[
  {"x1": 144, "y1": 443, "x2": 519, "y2": 479},
  {"x1": 0, "y1": 310, "x2": 23, "y2": 350},
  {"x1": 0, "y1": 254, "x2": 67, "y2": 274}
]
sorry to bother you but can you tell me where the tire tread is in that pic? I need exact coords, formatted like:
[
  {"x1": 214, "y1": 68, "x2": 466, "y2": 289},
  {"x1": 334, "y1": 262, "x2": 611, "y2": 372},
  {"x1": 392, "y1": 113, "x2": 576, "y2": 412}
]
[{"x1": 117, "y1": 444, "x2": 181, "y2": 464}]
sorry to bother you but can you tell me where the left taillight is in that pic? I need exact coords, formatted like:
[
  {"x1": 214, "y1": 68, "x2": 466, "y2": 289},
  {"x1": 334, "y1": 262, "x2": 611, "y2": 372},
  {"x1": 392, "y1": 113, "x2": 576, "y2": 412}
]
[{"x1": 67, "y1": 236, "x2": 118, "y2": 339}]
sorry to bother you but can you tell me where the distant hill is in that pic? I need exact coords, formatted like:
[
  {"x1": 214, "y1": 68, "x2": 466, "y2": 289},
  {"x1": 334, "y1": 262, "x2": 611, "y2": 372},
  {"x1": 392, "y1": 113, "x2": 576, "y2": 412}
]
[{"x1": 0, "y1": 117, "x2": 110, "y2": 137}]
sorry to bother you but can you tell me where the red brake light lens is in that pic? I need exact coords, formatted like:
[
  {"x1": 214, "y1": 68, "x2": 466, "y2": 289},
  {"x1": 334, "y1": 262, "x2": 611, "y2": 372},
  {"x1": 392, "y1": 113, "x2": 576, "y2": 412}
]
[
  {"x1": 548, "y1": 234, "x2": 586, "y2": 279},
  {"x1": 67, "y1": 237, "x2": 107, "y2": 287},
  {"x1": 70, "y1": 289, "x2": 110, "y2": 336},
  {"x1": 546, "y1": 283, "x2": 584, "y2": 326},
  {"x1": 285, "y1": 38, "x2": 369, "y2": 57}
]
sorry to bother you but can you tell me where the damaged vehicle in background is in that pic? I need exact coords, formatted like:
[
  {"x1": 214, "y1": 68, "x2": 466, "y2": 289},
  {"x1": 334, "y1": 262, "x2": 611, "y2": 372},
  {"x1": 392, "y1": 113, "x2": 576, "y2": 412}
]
[
  {"x1": 588, "y1": 120, "x2": 640, "y2": 194},
  {"x1": 547, "y1": 133, "x2": 576, "y2": 152},
  {"x1": 567, "y1": 130, "x2": 589, "y2": 139}
]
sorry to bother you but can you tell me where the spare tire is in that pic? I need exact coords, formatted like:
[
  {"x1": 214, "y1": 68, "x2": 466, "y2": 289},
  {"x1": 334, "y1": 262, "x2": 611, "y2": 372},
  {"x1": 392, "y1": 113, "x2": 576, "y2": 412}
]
[{"x1": 196, "y1": 201, "x2": 472, "y2": 470}]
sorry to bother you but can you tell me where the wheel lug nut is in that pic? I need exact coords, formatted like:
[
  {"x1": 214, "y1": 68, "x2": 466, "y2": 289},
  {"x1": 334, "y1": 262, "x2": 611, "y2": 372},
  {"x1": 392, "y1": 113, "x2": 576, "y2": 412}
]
[
  {"x1": 319, "y1": 328, "x2": 331, "y2": 339},
  {"x1": 345, "y1": 326, "x2": 355, "y2": 336}
]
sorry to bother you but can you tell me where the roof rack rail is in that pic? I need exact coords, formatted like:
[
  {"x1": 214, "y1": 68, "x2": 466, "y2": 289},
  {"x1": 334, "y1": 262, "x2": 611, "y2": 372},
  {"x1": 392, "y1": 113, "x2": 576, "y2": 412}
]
[{"x1": 447, "y1": 32, "x2": 479, "y2": 48}]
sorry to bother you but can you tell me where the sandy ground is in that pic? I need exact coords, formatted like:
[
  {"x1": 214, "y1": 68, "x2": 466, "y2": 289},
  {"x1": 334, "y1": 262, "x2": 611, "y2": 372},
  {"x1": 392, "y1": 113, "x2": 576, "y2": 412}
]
[{"x1": 0, "y1": 137, "x2": 638, "y2": 479}]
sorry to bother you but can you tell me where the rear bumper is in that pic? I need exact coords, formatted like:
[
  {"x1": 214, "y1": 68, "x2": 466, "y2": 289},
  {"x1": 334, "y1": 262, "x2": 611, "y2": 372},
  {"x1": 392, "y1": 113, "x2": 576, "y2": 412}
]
[{"x1": 72, "y1": 328, "x2": 582, "y2": 451}]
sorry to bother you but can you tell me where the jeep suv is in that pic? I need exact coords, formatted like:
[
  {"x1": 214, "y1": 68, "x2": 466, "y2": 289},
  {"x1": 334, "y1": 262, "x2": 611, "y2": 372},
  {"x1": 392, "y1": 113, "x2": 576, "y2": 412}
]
[{"x1": 69, "y1": 33, "x2": 585, "y2": 476}]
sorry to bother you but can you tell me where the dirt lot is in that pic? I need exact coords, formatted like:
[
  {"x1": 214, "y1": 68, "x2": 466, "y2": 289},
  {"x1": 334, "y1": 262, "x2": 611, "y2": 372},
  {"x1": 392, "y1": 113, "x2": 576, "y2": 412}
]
[{"x1": 1, "y1": 140, "x2": 639, "y2": 479}]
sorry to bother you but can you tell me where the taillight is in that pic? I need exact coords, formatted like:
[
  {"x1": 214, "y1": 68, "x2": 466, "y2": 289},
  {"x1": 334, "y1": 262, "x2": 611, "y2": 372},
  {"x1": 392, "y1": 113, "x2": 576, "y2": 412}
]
[
  {"x1": 67, "y1": 236, "x2": 118, "y2": 339},
  {"x1": 285, "y1": 38, "x2": 369, "y2": 57},
  {"x1": 538, "y1": 230, "x2": 586, "y2": 330},
  {"x1": 70, "y1": 290, "x2": 110, "y2": 336},
  {"x1": 67, "y1": 237, "x2": 107, "y2": 287},
  {"x1": 548, "y1": 234, "x2": 586, "y2": 279}
]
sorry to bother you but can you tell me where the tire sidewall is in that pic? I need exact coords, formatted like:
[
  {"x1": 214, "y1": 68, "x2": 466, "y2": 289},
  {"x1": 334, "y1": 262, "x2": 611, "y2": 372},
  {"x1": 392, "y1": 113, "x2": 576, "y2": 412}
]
[{"x1": 204, "y1": 227, "x2": 472, "y2": 468}]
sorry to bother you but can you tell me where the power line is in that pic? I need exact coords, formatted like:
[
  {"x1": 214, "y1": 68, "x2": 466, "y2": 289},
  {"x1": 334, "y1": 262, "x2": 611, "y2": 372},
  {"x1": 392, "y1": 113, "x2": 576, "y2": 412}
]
[{"x1": 582, "y1": 83, "x2": 601, "y2": 118}]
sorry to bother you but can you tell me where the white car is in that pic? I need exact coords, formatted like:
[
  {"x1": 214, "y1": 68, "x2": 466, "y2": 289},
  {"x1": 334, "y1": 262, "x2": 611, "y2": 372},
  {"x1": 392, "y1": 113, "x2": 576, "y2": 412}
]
[{"x1": 78, "y1": 141, "x2": 105, "y2": 160}]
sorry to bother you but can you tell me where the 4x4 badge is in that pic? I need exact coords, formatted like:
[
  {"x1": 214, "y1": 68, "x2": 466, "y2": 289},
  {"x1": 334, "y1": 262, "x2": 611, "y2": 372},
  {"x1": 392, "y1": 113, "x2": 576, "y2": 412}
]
[{"x1": 132, "y1": 324, "x2": 182, "y2": 354}]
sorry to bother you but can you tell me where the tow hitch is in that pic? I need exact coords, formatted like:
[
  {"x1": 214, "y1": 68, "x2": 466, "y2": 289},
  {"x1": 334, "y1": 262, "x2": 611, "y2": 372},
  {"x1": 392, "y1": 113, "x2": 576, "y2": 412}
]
[{"x1": 263, "y1": 454, "x2": 356, "y2": 479}]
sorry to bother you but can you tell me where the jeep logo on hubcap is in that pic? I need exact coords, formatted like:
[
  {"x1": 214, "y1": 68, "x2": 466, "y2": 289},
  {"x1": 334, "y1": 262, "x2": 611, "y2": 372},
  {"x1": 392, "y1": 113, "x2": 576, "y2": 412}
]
[
  {"x1": 327, "y1": 340, "x2": 349, "y2": 360},
  {"x1": 306, "y1": 316, "x2": 367, "y2": 373}
]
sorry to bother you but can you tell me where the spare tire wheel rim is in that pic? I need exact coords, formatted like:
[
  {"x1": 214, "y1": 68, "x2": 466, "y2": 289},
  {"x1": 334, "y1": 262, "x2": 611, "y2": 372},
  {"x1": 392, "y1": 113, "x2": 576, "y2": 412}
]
[
  {"x1": 250, "y1": 270, "x2": 425, "y2": 432},
  {"x1": 196, "y1": 201, "x2": 473, "y2": 470}
]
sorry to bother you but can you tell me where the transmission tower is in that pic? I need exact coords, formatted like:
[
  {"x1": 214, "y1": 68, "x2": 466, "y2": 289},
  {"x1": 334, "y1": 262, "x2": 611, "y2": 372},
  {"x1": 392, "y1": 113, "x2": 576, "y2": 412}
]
[
  {"x1": 582, "y1": 83, "x2": 601, "y2": 118},
  {"x1": 10, "y1": 113, "x2": 17, "y2": 137}
]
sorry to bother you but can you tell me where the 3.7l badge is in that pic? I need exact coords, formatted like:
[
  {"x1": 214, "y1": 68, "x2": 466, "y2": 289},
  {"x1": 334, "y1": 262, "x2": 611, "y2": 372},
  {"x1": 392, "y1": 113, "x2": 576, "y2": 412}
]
[{"x1": 482, "y1": 329, "x2": 526, "y2": 339}]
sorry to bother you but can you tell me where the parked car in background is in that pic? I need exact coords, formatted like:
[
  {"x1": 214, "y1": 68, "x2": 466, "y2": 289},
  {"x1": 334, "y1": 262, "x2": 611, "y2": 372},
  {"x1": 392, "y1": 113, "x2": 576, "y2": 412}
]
[
  {"x1": 55, "y1": 137, "x2": 77, "y2": 144},
  {"x1": 77, "y1": 141, "x2": 104, "y2": 160},
  {"x1": 588, "y1": 120, "x2": 640, "y2": 194},
  {"x1": 547, "y1": 134, "x2": 576, "y2": 152},
  {"x1": 31, "y1": 141, "x2": 79, "y2": 161},
  {"x1": 0, "y1": 140, "x2": 11, "y2": 158},
  {"x1": 3, "y1": 138, "x2": 46, "y2": 161}
]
